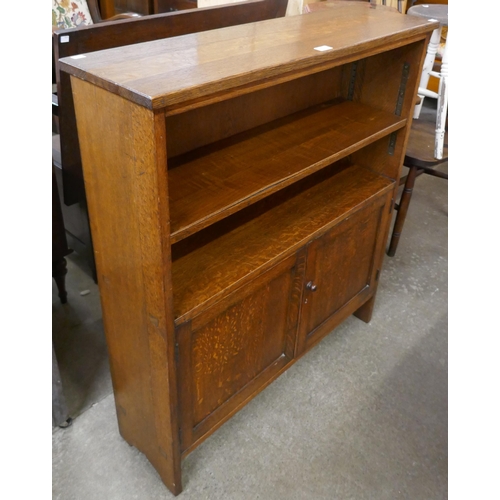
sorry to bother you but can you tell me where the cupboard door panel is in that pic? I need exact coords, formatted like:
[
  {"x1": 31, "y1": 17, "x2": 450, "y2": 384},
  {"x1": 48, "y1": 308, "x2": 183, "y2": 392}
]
[
  {"x1": 177, "y1": 252, "x2": 305, "y2": 451},
  {"x1": 298, "y1": 198, "x2": 386, "y2": 353}
]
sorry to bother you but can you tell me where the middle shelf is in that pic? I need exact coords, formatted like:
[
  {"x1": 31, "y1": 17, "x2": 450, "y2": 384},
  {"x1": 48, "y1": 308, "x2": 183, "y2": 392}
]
[
  {"x1": 167, "y1": 99, "x2": 406, "y2": 243},
  {"x1": 171, "y1": 163, "x2": 395, "y2": 325}
]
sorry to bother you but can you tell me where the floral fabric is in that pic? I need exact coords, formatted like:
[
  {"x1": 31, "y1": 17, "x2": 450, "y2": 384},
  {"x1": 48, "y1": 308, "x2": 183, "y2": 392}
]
[{"x1": 52, "y1": 0, "x2": 94, "y2": 29}]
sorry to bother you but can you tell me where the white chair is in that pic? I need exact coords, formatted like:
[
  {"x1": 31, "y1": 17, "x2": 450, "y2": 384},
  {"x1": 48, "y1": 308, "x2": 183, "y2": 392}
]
[
  {"x1": 373, "y1": 1, "x2": 408, "y2": 13},
  {"x1": 407, "y1": 3, "x2": 448, "y2": 159}
]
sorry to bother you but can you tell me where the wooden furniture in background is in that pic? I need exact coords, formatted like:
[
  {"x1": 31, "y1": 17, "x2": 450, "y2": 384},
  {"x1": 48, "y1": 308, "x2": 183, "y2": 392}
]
[
  {"x1": 52, "y1": 161, "x2": 73, "y2": 427},
  {"x1": 386, "y1": 2, "x2": 448, "y2": 256},
  {"x1": 61, "y1": 3, "x2": 436, "y2": 494},
  {"x1": 405, "y1": 0, "x2": 448, "y2": 103},
  {"x1": 52, "y1": 0, "x2": 140, "y2": 278},
  {"x1": 52, "y1": 344, "x2": 71, "y2": 427},
  {"x1": 86, "y1": 0, "x2": 141, "y2": 20},
  {"x1": 407, "y1": 3, "x2": 448, "y2": 158},
  {"x1": 98, "y1": 0, "x2": 118, "y2": 17},
  {"x1": 408, "y1": 0, "x2": 447, "y2": 8},
  {"x1": 52, "y1": 160, "x2": 74, "y2": 430},
  {"x1": 99, "y1": 0, "x2": 175, "y2": 16},
  {"x1": 98, "y1": 0, "x2": 150, "y2": 16},
  {"x1": 52, "y1": 163, "x2": 72, "y2": 304},
  {"x1": 154, "y1": 0, "x2": 198, "y2": 11},
  {"x1": 372, "y1": 0, "x2": 407, "y2": 12},
  {"x1": 99, "y1": 0, "x2": 235, "y2": 15},
  {"x1": 304, "y1": 0, "x2": 407, "y2": 14},
  {"x1": 53, "y1": 0, "x2": 288, "y2": 278},
  {"x1": 387, "y1": 108, "x2": 448, "y2": 256}
]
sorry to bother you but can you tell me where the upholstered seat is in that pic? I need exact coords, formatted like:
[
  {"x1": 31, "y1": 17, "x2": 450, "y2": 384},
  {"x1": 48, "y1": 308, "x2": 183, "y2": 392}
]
[
  {"x1": 52, "y1": 0, "x2": 94, "y2": 30},
  {"x1": 52, "y1": 0, "x2": 140, "y2": 32}
]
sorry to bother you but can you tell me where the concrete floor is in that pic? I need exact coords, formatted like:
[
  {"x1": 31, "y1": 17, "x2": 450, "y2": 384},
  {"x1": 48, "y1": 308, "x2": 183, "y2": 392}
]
[{"x1": 52, "y1": 155, "x2": 448, "y2": 498}]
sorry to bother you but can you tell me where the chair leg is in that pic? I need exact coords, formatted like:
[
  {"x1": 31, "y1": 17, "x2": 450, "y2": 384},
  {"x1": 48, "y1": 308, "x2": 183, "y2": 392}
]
[
  {"x1": 387, "y1": 165, "x2": 419, "y2": 257},
  {"x1": 435, "y1": 36, "x2": 448, "y2": 159},
  {"x1": 53, "y1": 257, "x2": 68, "y2": 304},
  {"x1": 413, "y1": 26, "x2": 441, "y2": 119},
  {"x1": 53, "y1": 343, "x2": 71, "y2": 427}
]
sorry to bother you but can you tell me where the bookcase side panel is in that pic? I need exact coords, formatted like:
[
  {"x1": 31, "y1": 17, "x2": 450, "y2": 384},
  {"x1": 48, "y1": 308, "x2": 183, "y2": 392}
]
[
  {"x1": 70, "y1": 77, "x2": 182, "y2": 495},
  {"x1": 357, "y1": 40, "x2": 427, "y2": 118},
  {"x1": 350, "y1": 38, "x2": 430, "y2": 181}
]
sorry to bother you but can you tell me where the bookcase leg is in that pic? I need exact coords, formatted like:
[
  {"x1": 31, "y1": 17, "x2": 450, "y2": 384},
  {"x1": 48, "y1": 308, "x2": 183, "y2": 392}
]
[
  {"x1": 120, "y1": 429, "x2": 183, "y2": 496},
  {"x1": 154, "y1": 452, "x2": 183, "y2": 496},
  {"x1": 354, "y1": 295, "x2": 376, "y2": 323}
]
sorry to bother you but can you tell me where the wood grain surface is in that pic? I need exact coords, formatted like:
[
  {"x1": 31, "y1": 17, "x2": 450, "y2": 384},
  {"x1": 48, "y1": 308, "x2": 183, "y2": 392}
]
[
  {"x1": 60, "y1": 4, "x2": 437, "y2": 110},
  {"x1": 298, "y1": 200, "x2": 383, "y2": 350},
  {"x1": 70, "y1": 77, "x2": 182, "y2": 494},
  {"x1": 168, "y1": 100, "x2": 405, "y2": 242},
  {"x1": 177, "y1": 252, "x2": 306, "y2": 452},
  {"x1": 172, "y1": 164, "x2": 394, "y2": 324}
]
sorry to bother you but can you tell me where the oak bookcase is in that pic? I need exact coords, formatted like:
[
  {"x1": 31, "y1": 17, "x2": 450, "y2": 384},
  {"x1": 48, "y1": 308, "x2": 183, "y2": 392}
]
[{"x1": 61, "y1": 3, "x2": 436, "y2": 494}]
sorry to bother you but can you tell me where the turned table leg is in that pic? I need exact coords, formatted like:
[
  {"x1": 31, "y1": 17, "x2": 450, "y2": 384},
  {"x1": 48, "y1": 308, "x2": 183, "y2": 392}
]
[
  {"x1": 53, "y1": 163, "x2": 71, "y2": 304},
  {"x1": 53, "y1": 257, "x2": 68, "y2": 304},
  {"x1": 387, "y1": 165, "x2": 419, "y2": 257}
]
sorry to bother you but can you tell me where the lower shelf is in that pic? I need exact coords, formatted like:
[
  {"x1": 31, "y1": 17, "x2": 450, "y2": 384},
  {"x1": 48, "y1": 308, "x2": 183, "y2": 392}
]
[{"x1": 171, "y1": 163, "x2": 394, "y2": 324}]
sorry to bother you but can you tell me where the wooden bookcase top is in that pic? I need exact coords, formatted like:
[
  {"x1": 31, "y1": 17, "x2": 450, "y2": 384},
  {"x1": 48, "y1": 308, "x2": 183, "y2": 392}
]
[{"x1": 59, "y1": 3, "x2": 437, "y2": 110}]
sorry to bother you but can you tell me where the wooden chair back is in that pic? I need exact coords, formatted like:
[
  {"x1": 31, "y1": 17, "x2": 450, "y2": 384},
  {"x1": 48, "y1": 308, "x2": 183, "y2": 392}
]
[{"x1": 85, "y1": 0, "x2": 104, "y2": 22}]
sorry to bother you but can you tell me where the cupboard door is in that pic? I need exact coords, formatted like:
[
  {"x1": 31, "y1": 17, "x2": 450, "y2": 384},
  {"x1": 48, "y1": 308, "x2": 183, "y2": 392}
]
[
  {"x1": 297, "y1": 197, "x2": 387, "y2": 354},
  {"x1": 176, "y1": 252, "x2": 305, "y2": 452}
]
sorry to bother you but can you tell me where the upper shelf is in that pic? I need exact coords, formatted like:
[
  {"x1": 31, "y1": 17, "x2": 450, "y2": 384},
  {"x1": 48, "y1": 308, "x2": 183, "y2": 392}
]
[
  {"x1": 59, "y1": 4, "x2": 437, "y2": 110},
  {"x1": 168, "y1": 99, "x2": 406, "y2": 243}
]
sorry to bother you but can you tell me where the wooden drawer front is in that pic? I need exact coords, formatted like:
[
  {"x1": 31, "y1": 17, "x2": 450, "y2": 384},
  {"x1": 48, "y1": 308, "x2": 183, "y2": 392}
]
[
  {"x1": 297, "y1": 198, "x2": 386, "y2": 353},
  {"x1": 177, "y1": 253, "x2": 304, "y2": 452}
]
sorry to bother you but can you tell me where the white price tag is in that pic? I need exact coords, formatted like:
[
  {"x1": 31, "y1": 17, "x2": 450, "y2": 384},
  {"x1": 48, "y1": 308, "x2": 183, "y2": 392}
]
[{"x1": 314, "y1": 45, "x2": 333, "y2": 52}]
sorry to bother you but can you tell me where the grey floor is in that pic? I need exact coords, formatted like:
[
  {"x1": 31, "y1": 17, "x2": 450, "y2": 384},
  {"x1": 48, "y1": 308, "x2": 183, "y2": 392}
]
[{"x1": 52, "y1": 158, "x2": 448, "y2": 499}]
